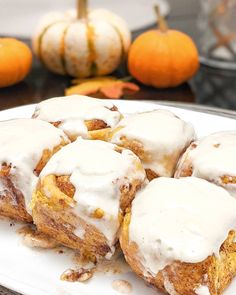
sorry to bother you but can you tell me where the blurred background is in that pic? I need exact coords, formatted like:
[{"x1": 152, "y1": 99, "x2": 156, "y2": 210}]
[
  {"x1": 0, "y1": 0, "x2": 236, "y2": 112},
  {"x1": 0, "y1": 0, "x2": 170, "y2": 35}
]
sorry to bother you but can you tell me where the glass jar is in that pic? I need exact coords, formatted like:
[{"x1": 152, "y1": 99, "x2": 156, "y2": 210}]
[{"x1": 198, "y1": 0, "x2": 236, "y2": 69}]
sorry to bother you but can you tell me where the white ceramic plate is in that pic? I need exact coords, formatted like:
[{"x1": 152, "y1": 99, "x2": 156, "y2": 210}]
[
  {"x1": 0, "y1": 100, "x2": 236, "y2": 295},
  {"x1": 0, "y1": 0, "x2": 170, "y2": 37}
]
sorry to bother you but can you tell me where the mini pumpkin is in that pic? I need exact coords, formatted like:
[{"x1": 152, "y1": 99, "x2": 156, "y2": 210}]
[
  {"x1": 33, "y1": 0, "x2": 131, "y2": 78},
  {"x1": 128, "y1": 6, "x2": 199, "y2": 88},
  {"x1": 0, "y1": 38, "x2": 32, "y2": 88}
]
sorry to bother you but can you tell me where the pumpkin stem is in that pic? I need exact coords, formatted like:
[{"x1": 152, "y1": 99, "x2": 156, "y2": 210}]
[
  {"x1": 77, "y1": 0, "x2": 88, "y2": 19},
  {"x1": 154, "y1": 5, "x2": 168, "y2": 32}
]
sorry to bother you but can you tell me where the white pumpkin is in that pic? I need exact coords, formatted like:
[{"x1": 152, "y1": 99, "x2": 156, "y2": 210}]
[{"x1": 32, "y1": 2, "x2": 131, "y2": 78}]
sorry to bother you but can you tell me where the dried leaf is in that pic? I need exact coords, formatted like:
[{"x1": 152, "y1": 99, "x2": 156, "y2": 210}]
[
  {"x1": 100, "y1": 83, "x2": 123, "y2": 99},
  {"x1": 71, "y1": 76, "x2": 117, "y2": 85},
  {"x1": 66, "y1": 82, "x2": 101, "y2": 96},
  {"x1": 65, "y1": 76, "x2": 139, "y2": 99}
]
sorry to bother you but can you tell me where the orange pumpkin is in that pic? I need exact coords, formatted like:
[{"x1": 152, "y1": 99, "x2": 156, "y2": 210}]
[
  {"x1": 128, "y1": 7, "x2": 199, "y2": 88},
  {"x1": 0, "y1": 38, "x2": 32, "y2": 88}
]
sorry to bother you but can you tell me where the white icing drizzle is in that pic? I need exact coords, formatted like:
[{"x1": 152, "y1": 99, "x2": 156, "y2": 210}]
[
  {"x1": 195, "y1": 285, "x2": 210, "y2": 295},
  {"x1": 180, "y1": 131, "x2": 236, "y2": 196},
  {"x1": 0, "y1": 119, "x2": 67, "y2": 213},
  {"x1": 129, "y1": 177, "x2": 236, "y2": 275},
  {"x1": 111, "y1": 110, "x2": 195, "y2": 176},
  {"x1": 40, "y1": 138, "x2": 146, "y2": 248},
  {"x1": 33, "y1": 95, "x2": 121, "y2": 139},
  {"x1": 74, "y1": 227, "x2": 85, "y2": 240}
]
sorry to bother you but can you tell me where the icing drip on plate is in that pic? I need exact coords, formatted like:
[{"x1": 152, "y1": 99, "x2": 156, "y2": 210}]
[
  {"x1": 0, "y1": 119, "x2": 67, "y2": 213},
  {"x1": 195, "y1": 285, "x2": 210, "y2": 295},
  {"x1": 40, "y1": 138, "x2": 146, "y2": 247},
  {"x1": 129, "y1": 177, "x2": 236, "y2": 275},
  {"x1": 33, "y1": 95, "x2": 121, "y2": 139},
  {"x1": 111, "y1": 109, "x2": 195, "y2": 176}
]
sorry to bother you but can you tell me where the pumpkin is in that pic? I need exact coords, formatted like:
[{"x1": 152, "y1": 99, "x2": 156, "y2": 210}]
[
  {"x1": 33, "y1": 0, "x2": 131, "y2": 78},
  {"x1": 0, "y1": 38, "x2": 32, "y2": 88},
  {"x1": 128, "y1": 6, "x2": 199, "y2": 88}
]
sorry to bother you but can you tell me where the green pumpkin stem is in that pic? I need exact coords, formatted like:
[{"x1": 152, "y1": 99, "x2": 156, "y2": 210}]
[
  {"x1": 154, "y1": 5, "x2": 168, "y2": 32},
  {"x1": 77, "y1": 0, "x2": 88, "y2": 19}
]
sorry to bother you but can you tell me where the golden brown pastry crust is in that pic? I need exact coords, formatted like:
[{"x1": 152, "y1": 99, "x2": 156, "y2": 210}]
[
  {"x1": 110, "y1": 134, "x2": 180, "y2": 181},
  {"x1": 32, "y1": 170, "x2": 143, "y2": 260},
  {"x1": 88, "y1": 127, "x2": 113, "y2": 141},
  {"x1": 51, "y1": 121, "x2": 113, "y2": 142},
  {"x1": 145, "y1": 169, "x2": 159, "y2": 181},
  {"x1": 34, "y1": 139, "x2": 68, "y2": 176},
  {"x1": 0, "y1": 166, "x2": 32, "y2": 222},
  {"x1": 33, "y1": 200, "x2": 110, "y2": 260},
  {"x1": 174, "y1": 142, "x2": 196, "y2": 178},
  {"x1": 120, "y1": 213, "x2": 236, "y2": 295},
  {"x1": 0, "y1": 139, "x2": 68, "y2": 222}
]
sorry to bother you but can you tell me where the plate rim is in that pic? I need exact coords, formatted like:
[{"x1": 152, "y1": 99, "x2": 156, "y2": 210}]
[{"x1": 0, "y1": 99, "x2": 235, "y2": 295}]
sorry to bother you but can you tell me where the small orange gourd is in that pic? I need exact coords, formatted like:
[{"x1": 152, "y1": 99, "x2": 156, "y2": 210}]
[
  {"x1": 128, "y1": 6, "x2": 199, "y2": 88},
  {"x1": 0, "y1": 38, "x2": 32, "y2": 88}
]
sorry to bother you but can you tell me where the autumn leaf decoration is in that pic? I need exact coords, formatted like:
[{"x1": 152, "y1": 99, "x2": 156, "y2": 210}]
[{"x1": 65, "y1": 76, "x2": 140, "y2": 99}]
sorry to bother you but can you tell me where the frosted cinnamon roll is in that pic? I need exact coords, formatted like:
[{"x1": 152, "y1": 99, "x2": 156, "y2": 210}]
[
  {"x1": 120, "y1": 177, "x2": 236, "y2": 295},
  {"x1": 32, "y1": 95, "x2": 122, "y2": 141},
  {"x1": 32, "y1": 138, "x2": 146, "y2": 260},
  {"x1": 0, "y1": 119, "x2": 68, "y2": 222},
  {"x1": 110, "y1": 110, "x2": 195, "y2": 180},
  {"x1": 175, "y1": 131, "x2": 236, "y2": 197}
]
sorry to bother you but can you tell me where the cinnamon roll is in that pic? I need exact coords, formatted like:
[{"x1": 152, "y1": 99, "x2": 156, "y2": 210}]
[
  {"x1": 32, "y1": 95, "x2": 122, "y2": 141},
  {"x1": 175, "y1": 131, "x2": 236, "y2": 197},
  {"x1": 110, "y1": 109, "x2": 195, "y2": 180},
  {"x1": 32, "y1": 138, "x2": 146, "y2": 260},
  {"x1": 120, "y1": 177, "x2": 236, "y2": 295},
  {"x1": 0, "y1": 119, "x2": 68, "y2": 222}
]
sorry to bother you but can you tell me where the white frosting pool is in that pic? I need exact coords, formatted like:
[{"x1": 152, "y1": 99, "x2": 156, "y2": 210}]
[
  {"x1": 182, "y1": 131, "x2": 236, "y2": 196},
  {"x1": 129, "y1": 177, "x2": 236, "y2": 275},
  {"x1": 0, "y1": 118, "x2": 67, "y2": 213},
  {"x1": 195, "y1": 285, "x2": 210, "y2": 295},
  {"x1": 33, "y1": 95, "x2": 121, "y2": 139},
  {"x1": 40, "y1": 138, "x2": 146, "y2": 248},
  {"x1": 111, "y1": 110, "x2": 195, "y2": 176}
]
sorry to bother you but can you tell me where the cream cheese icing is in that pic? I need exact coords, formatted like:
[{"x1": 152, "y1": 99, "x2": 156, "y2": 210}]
[
  {"x1": 177, "y1": 131, "x2": 236, "y2": 196},
  {"x1": 110, "y1": 110, "x2": 195, "y2": 177},
  {"x1": 0, "y1": 119, "x2": 67, "y2": 213},
  {"x1": 40, "y1": 138, "x2": 146, "y2": 248},
  {"x1": 195, "y1": 285, "x2": 210, "y2": 295},
  {"x1": 33, "y1": 95, "x2": 121, "y2": 139},
  {"x1": 129, "y1": 177, "x2": 236, "y2": 275}
]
